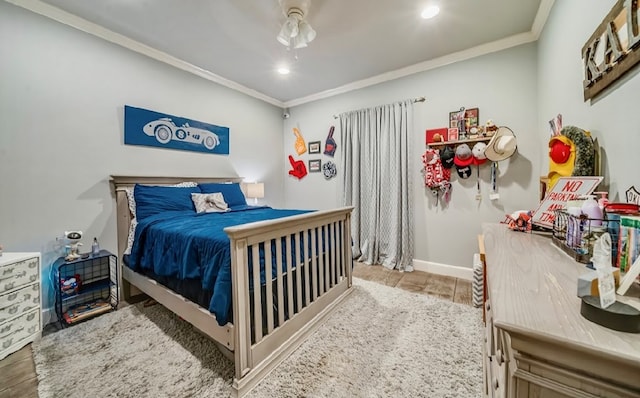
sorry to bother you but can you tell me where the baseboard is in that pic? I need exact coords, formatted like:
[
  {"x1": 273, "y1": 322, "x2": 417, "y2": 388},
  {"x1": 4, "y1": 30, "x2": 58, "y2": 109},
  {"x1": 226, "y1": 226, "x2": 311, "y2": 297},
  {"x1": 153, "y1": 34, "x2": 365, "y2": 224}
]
[
  {"x1": 42, "y1": 306, "x2": 56, "y2": 326},
  {"x1": 413, "y1": 259, "x2": 473, "y2": 281}
]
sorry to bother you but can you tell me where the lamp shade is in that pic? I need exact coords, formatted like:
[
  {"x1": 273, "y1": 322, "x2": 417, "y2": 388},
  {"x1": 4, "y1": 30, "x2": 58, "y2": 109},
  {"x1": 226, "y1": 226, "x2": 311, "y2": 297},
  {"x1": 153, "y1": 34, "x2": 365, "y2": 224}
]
[{"x1": 246, "y1": 182, "x2": 265, "y2": 199}]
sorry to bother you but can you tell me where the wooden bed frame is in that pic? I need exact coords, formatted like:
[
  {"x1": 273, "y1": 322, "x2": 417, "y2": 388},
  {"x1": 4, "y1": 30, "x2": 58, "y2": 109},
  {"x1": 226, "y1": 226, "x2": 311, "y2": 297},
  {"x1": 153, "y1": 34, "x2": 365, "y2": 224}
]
[{"x1": 110, "y1": 176, "x2": 354, "y2": 397}]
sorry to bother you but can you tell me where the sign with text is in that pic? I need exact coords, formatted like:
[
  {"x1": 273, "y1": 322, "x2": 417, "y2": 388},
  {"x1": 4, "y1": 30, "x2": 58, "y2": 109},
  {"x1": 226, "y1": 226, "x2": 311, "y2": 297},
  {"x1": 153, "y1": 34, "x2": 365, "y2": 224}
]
[
  {"x1": 582, "y1": 0, "x2": 640, "y2": 101},
  {"x1": 532, "y1": 177, "x2": 603, "y2": 229}
]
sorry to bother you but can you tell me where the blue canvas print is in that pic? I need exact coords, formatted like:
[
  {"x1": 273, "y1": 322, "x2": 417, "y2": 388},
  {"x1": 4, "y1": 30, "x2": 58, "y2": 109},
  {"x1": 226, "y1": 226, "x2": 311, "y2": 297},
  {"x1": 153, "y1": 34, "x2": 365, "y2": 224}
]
[{"x1": 124, "y1": 105, "x2": 229, "y2": 155}]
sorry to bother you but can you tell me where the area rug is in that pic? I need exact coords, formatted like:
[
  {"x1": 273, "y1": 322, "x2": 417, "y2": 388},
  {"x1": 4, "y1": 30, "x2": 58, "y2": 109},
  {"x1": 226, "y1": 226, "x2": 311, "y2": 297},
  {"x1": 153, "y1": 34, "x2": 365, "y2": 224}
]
[{"x1": 33, "y1": 278, "x2": 483, "y2": 398}]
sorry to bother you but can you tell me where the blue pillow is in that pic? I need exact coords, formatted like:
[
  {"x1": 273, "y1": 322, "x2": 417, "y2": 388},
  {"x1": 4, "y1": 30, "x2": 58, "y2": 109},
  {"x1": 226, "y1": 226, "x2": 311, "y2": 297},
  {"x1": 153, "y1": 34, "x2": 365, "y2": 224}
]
[
  {"x1": 199, "y1": 183, "x2": 247, "y2": 207},
  {"x1": 134, "y1": 184, "x2": 200, "y2": 220}
]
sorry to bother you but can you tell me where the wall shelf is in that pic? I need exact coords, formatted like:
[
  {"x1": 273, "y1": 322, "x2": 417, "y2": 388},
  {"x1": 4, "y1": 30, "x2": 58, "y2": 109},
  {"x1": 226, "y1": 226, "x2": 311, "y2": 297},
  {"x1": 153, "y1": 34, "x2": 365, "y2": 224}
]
[{"x1": 427, "y1": 136, "x2": 492, "y2": 148}]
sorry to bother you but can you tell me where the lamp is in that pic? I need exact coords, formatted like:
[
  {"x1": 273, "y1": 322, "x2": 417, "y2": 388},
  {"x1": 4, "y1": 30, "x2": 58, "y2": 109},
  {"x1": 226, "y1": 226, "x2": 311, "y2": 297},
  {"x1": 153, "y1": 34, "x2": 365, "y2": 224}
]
[
  {"x1": 246, "y1": 182, "x2": 265, "y2": 204},
  {"x1": 277, "y1": 0, "x2": 316, "y2": 49}
]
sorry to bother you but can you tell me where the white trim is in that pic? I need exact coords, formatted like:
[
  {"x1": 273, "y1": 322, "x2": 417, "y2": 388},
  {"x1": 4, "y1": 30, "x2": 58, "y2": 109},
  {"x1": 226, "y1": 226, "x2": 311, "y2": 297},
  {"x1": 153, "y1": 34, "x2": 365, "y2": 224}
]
[
  {"x1": 285, "y1": 31, "x2": 536, "y2": 107},
  {"x1": 412, "y1": 259, "x2": 473, "y2": 281},
  {"x1": 42, "y1": 306, "x2": 55, "y2": 326},
  {"x1": 531, "y1": 0, "x2": 556, "y2": 39},
  {"x1": 6, "y1": 0, "x2": 555, "y2": 108},
  {"x1": 5, "y1": 0, "x2": 285, "y2": 108}
]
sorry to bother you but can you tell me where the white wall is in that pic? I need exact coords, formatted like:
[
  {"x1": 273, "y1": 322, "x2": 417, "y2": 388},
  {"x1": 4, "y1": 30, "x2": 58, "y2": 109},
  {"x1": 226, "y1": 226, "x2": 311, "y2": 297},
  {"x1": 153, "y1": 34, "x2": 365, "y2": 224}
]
[
  {"x1": 537, "y1": 0, "x2": 640, "y2": 201},
  {"x1": 284, "y1": 43, "x2": 540, "y2": 269},
  {"x1": 0, "y1": 2, "x2": 284, "y2": 314}
]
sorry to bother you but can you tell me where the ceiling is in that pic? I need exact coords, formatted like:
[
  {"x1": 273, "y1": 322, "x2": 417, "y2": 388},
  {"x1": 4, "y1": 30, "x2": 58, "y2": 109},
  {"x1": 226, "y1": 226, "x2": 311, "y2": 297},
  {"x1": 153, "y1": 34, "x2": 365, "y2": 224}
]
[{"x1": 19, "y1": 0, "x2": 550, "y2": 107}]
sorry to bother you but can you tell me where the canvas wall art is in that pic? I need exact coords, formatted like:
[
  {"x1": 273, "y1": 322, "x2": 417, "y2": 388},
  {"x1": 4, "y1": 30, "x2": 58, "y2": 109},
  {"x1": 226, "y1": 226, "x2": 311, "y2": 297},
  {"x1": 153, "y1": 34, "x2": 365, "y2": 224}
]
[{"x1": 124, "y1": 105, "x2": 230, "y2": 155}]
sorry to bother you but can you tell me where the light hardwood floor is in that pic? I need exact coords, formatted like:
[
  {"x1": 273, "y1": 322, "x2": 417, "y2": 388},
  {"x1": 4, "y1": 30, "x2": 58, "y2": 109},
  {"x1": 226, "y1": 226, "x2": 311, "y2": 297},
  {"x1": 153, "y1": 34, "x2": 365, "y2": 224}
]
[{"x1": 0, "y1": 264, "x2": 472, "y2": 398}]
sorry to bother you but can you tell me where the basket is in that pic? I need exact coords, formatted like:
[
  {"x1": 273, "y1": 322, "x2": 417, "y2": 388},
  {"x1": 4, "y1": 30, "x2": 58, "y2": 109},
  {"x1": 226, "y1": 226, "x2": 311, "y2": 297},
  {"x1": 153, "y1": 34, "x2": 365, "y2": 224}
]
[{"x1": 551, "y1": 209, "x2": 619, "y2": 264}]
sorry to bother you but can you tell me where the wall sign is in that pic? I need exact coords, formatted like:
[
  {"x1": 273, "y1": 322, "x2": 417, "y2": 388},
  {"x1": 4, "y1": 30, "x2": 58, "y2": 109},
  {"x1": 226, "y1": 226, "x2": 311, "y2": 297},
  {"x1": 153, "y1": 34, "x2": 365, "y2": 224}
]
[
  {"x1": 582, "y1": 0, "x2": 640, "y2": 101},
  {"x1": 124, "y1": 105, "x2": 229, "y2": 154},
  {"x1": 532, "y1": 176, "x2": 603, "y2": 229}
]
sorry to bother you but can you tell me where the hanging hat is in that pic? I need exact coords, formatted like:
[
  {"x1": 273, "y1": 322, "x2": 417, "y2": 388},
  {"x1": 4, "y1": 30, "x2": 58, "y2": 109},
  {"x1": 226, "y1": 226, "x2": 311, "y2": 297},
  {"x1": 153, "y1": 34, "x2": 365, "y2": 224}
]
[
  {"x1": 472, "y1": 142, "x2": 488, "y2": 166},
  {"x1": 454, "y1": 144, "x2": 474, "y2": 167},
  {"x1": 484, "y1": 127, "x2": 517, "y2": 161},
  {"x1": 456, "y1": 164, "x2": 472, "y2": 179},
  {"x1": 440, "y1": 146, "x2": 455, "y2": 169}
]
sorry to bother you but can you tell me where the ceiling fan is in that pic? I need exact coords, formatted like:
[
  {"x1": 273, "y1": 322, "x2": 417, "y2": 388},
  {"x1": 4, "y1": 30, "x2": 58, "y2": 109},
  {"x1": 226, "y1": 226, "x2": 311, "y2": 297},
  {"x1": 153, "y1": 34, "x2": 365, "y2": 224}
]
[{"x1": 277, "y1": 0, "x2": 316, "y2": 49}]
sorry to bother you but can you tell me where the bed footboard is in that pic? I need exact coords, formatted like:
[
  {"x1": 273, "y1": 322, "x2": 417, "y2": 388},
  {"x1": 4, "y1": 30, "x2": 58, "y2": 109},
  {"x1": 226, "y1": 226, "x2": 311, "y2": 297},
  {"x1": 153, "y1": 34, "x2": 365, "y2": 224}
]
[{"x1": 225, "y1": 207, "x2": 353, "y2": 397}]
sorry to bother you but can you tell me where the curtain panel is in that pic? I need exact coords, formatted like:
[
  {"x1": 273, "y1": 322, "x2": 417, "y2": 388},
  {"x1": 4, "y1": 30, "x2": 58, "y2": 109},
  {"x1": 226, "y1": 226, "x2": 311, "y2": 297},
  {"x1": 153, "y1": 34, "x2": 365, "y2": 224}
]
[{"x1": 339, "y1": 100, "x2": 414, "y2": 271}]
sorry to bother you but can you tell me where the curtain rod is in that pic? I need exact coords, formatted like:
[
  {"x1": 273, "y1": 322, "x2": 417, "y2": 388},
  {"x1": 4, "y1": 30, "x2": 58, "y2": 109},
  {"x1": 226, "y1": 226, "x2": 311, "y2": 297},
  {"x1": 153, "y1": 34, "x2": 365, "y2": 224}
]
[{"x1": 332, "y1": 96, "x2": 426, "y2": 119}]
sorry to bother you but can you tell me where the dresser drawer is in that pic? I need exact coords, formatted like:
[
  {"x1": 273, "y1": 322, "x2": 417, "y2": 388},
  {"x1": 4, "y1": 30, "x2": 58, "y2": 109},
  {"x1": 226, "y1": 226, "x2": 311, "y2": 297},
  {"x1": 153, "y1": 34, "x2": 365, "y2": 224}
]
[
  {"x1": 0, "y1": 257, "x2": 39, "y2": 294},
  {"x1": 0, "y1": 283, "x2": 40, "y2": 324},
  {"x1": 0, "y1": 309, "x2": 40, "y2": 351}
]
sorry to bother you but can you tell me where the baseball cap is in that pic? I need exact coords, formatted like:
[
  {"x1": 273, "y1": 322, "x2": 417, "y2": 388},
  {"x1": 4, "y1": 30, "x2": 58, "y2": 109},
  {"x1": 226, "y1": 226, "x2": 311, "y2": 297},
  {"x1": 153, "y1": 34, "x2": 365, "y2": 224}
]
[
  {"x1": 454, "y1": 144, "x2": 474, "y2": 167},
  {"x1": 456, "y1": 164, "x2": 472, "y2": 179},
  {"x1": 440, "y1": 146, "x2": 455, "y2": 169},
  {"x1": 472, "y1": 142, "x2": 488, "y2": 166}
]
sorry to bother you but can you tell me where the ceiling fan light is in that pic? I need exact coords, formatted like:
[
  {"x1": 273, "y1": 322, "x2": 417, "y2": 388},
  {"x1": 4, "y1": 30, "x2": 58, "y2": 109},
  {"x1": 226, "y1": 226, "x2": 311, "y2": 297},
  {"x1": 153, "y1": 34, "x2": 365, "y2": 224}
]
[
  {"x1": 297, "y1": 20, "x2": 316, "y2": 43},
  {"x1": 277, "y1": 29, "x2": 292, "y2": 46},
  {"x1": 292, "y1": 35, "x2": 308, "y2": 49}
]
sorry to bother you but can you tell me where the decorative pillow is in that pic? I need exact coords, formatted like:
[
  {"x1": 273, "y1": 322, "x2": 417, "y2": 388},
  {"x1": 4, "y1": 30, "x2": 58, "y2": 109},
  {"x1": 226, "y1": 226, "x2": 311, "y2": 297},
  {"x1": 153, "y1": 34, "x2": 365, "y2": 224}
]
[
  {"x1": 123, "y1": 182, "x2": 197, "y2": 255},
  {"x1": 199, "y1": 182, "x2": 247, "y2": 207},
  {"x1": 134, "y1": 184, "x2": 200, "y2": 221},
  {"x1": 191, "y1": 193, "x2": 230, "y2": 213}
]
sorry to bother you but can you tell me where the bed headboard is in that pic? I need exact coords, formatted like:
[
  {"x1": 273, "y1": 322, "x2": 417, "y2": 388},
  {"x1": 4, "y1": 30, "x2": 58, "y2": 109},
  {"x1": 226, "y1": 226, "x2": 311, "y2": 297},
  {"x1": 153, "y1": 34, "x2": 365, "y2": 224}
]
[{"x1": 110, "y1": 175, "x2": 244, "y2": 265}]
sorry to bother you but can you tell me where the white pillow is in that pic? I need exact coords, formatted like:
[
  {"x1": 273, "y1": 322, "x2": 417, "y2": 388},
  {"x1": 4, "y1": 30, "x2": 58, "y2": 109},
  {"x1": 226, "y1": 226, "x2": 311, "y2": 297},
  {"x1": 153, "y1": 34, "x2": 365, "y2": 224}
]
[
  {"x1": 123, "y1": 182, "x2": 197, "y2": 255},
  {"x1": 191, "y1": 192, "x2": 230, "y2": 213}
]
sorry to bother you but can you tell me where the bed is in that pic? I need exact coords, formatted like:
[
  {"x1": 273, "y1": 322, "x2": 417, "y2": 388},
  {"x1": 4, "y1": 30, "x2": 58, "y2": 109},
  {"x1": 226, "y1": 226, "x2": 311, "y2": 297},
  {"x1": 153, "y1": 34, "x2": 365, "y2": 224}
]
[{"x1": 110, "y1": 175, "x2": 354, "y2": 397}]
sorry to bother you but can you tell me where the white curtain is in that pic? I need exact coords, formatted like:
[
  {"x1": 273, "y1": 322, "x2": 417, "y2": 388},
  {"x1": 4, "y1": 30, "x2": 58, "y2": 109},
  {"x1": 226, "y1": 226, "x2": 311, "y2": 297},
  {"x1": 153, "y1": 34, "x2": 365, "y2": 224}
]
[{"x1": 339, "y1": 100, "x2": 414, "y2": 271}]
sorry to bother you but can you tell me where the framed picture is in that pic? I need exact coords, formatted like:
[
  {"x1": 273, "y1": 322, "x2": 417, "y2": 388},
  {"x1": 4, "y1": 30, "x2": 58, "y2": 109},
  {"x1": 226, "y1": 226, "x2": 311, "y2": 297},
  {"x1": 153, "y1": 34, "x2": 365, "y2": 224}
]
[
  {"x1": 308, "y1": 141, "x2": 321, "y2": 154},
  {"x1": 449, "y1": 111, "x2": 460, "y2": 128},
  {"x1": 309, "y1": 159, "x2": 321, "y2": 172},
  {"x1": 465, "y1": 108, "x2": 479, "y2": 128},
  {"x1": 448, "y1": 128, "x2": 459, "y2": 141}
]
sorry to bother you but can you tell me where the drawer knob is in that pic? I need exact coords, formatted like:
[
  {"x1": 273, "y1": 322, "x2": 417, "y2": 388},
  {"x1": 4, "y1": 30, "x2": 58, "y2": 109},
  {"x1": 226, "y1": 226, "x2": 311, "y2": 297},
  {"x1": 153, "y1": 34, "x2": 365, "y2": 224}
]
[{"x1": 493, "y1": 378, "x2": 499, "y2": 389}]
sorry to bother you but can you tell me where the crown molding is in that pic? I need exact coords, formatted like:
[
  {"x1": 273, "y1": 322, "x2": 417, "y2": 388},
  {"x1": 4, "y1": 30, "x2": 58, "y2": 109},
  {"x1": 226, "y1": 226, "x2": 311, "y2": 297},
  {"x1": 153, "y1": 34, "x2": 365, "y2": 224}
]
[
  {"x1": 284, "y1": 0, "x2": 555, "y2": 108},
  {"x1": 531, "y1": 0, "x2": 556, "y2": 39},
  {"x1": 8, "y1": 0, "x2": 555, "y2": 110},
  {"x1": 284, "y1": 31, "x2": 537, "y2": 108},
  {"x1": 5, "y1": 0, "x2": 285, "y2": 108}
]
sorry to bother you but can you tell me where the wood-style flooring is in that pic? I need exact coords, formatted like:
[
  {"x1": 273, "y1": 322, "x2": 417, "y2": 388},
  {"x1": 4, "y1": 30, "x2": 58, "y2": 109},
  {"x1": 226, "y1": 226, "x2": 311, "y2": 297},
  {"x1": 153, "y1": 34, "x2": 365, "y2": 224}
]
[{"x1": 0, "y1": 263, "x2": 472, "y2": 398}]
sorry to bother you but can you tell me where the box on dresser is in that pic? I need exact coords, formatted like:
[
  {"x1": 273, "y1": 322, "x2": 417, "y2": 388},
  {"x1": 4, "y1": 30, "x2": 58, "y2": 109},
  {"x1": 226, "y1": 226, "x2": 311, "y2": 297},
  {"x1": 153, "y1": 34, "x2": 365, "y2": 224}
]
[{"x1": 0, "y1": 252, "x2": 42, "y2": 360}]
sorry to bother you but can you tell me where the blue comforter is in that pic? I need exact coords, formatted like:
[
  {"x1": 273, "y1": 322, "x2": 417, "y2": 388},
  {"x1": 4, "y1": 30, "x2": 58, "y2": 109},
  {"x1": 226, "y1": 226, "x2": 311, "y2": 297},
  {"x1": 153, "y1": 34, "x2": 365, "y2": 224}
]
[{"x1": 128, "y1": 206, "x2": 312, "y2": 325}]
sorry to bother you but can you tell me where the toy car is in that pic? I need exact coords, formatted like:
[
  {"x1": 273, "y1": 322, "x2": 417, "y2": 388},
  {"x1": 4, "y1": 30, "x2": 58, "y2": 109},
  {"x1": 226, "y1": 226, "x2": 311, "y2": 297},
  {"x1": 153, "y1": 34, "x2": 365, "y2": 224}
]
[{"x1": 143, "y1": 118, "x2": 220, "y2": 150}]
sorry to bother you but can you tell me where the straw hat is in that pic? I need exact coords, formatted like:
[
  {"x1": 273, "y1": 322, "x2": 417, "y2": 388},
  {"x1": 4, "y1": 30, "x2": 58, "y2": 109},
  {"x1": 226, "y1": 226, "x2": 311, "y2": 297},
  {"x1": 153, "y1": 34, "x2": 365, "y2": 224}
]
[{"x1": 484, "y1": 127, "x2": 517, "y2": 161}]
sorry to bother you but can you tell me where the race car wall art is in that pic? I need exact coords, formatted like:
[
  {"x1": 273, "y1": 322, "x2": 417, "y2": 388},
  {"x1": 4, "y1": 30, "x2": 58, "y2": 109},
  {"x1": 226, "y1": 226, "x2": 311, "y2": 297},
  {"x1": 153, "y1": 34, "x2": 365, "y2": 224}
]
[{"x1": 124, "y1": 105, "x2": 229, "y2": 155}]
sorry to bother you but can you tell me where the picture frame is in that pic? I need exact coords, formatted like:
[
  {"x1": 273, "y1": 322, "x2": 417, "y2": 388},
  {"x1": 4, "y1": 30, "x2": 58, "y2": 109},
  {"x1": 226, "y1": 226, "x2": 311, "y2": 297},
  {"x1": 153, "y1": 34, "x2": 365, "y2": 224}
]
[
  {"x1": 449, "y1": 111, "x2": 460, "y2": 128},
  {"x1": 447, "y1": 128, "x2": 459, "y2": 141},
  {"x1": 309, "y1": 159, "x2": 321, "y2": 172},
  {"x1": 308, "y1": 141, "x2": 321, "y2": 154},
  {"x1": 465, "y1": 108, "x2": 479, "y2": 128},
  {"x1": 449, "y1": 107, "x2": 480, "y2": 131}
]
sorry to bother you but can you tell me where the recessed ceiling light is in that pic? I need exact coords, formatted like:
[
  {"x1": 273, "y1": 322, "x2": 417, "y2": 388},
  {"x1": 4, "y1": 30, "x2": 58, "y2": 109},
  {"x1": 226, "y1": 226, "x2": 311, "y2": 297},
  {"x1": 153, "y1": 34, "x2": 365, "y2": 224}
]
[
  {"x1": 277, "y1": 66, "x2": 290, "y2": 75},
  {"x1": 421, "y1": 5, "x2": 440, "y2": 19}
]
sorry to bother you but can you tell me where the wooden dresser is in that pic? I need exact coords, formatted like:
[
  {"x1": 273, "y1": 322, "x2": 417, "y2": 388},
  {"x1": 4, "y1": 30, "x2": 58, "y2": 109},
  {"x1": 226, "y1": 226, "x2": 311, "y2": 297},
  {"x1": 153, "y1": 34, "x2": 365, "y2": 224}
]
[
  {"x1": 0, "y1": 252, "x2": 41, "y2": 360},
  {"x1": 482, "y1": 224, "x2": 640, "y2": 398}
]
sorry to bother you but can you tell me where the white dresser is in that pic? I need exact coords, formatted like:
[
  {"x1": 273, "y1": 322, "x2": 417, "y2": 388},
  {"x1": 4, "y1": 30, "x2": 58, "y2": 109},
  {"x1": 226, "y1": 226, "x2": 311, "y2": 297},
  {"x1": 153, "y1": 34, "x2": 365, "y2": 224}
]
[{"x1": 0, "y1": 252, "x2": 42, "y2": 360}]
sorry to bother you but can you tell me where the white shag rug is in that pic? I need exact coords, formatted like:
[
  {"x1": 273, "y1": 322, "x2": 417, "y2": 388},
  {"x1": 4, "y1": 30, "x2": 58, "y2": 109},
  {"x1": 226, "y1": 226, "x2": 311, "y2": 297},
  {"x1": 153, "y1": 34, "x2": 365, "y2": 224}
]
[{"x1": 33, "y1": 278, "x2": 483, "y2": 398}]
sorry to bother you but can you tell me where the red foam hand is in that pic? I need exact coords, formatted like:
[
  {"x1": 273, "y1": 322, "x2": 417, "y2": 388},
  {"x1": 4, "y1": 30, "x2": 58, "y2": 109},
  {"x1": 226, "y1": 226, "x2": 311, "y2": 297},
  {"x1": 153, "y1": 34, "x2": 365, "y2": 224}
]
[{"x1": 288, "y1": 155, "x2": 307, "y2": 179}]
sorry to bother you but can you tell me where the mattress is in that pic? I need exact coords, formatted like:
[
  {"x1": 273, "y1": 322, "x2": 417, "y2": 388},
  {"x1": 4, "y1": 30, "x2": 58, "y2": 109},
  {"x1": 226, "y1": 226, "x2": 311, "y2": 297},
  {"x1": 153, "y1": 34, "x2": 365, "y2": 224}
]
[{"x1": 126, "y1": 206, "x2": 313, "y2": 326}]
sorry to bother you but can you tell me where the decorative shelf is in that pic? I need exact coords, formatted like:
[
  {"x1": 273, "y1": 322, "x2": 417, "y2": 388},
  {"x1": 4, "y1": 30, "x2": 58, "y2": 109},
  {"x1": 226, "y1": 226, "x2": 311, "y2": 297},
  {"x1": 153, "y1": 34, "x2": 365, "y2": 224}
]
[{"x1": 427, "y1": 136, "x2": 492, "y2": 148}]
